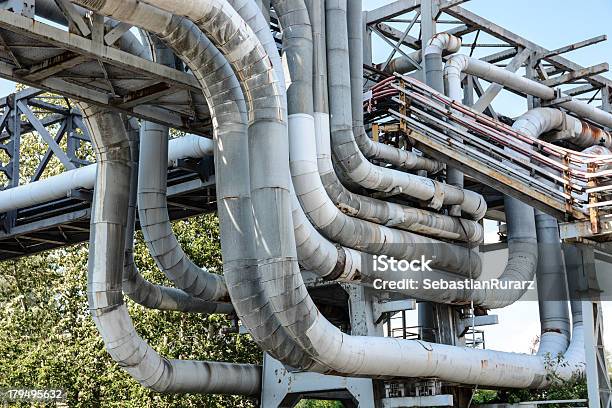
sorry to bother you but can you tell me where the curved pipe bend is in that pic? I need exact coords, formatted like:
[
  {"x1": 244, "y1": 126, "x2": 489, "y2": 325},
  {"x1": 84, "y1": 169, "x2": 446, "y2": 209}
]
[
  {"x1": 124, "y1": 118, "x2": 232, "y2": 314},
  {"x1": 349, "y1": 4, "x2": 444, "y2": 174},
  {"x1": 385, "y1": 32, "x2": 462, "y2": 75},
  {"x1": 444, "y1": 55, "x2": 612, "y2": 130},
  {"x1": 137, "y1": 121, "x2": 227, "y2": 301},
  {"x1": 56, "y1": 13, "x2": 231, "y2": 314},
  {"x1": 326, "y1": 1, "x2": 486, "y2": 220},
  {"x1": 72, "y1": 0, "x2": 587, "y2": 389},
  {"x1": 82, "y1": 103, "x2": 260, "y2": 395},
  {"x1": 70, "y1": 3, "x2": 269, "y2": 394}
]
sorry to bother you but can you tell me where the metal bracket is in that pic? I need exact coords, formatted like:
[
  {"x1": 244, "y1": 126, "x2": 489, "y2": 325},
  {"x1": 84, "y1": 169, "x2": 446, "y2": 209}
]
[
  {"x1": 457, "y1": 314, "x2": 499, "y2": 338},
  {"x1": 541, "y1": 88, "x2": 572, "y2": 107},
  {"x1": 373, "y1": 299, "x2": 416, "y2": 324}
]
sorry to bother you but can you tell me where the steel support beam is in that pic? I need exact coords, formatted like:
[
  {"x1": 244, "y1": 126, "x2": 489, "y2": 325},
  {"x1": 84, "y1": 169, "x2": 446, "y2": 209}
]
[
  {"x1": 542, "y1": 63, "x2": 609, "y2": 87},
  {"x1": 0, "y1": 10, "x2": 211, "y2": 135},
  {"x1": 365, "y1": 0, "x2": 420, "y2": 25},
  {"x1": 538, "y1": 35, "x2": 608, "y2": 59},
  {"x1": 445, "y1": 6, "x2": 612, "y2": 89}
]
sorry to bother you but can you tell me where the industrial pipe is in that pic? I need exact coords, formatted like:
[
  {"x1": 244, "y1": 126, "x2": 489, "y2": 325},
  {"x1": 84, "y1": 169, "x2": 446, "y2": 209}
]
[
  {"x1": 445, "y1": 55, "x2": 612, "y2": 130},
  {"x1": 70, "y1": 0, "x2": 586, "y2": 391},
  {"x1": 83, "y1": 102, "x2": 261, "y2": 395},
  {"x1": 326, "y1": 0, "x2": 486, "y2": 220}
]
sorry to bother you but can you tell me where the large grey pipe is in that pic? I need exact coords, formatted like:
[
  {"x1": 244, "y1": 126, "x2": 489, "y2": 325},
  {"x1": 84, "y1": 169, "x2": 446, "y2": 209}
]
[
  {"x1": 445, "y1": 55, "x2": 612, "y2": 130},
  {"x1": 535, "y1": 210, "x2": 570, "y2": 356},
  {"x1": 425, "y1": 34, "x2": 464, "y2": 217},
  {"x1": 144, "y1": 0, "x2": 583, "y2": 385},
  {"x1": 123, "y1": 118, "x2": 233, "y2": 313},
  {"x1": 69, "y1": 3, "x2": 266, "y2": 394},
  {"x1": 305, "y1": 0, "x2": 481, "y2": 244},
  {"x1": 275, "y1": 0, "x2": 481, "y2": 276},
  {"x1": 347, "y1": 0, "x2": 443, "y2": 174},
  {"x1": 137, "y1": 121, "x2": 227, "y2": 301},
  {"x1": 44, "y1": 0, "x2": 231, "y2": 314},
  {"x1": 83, "y1": 103, "x2": 260, "y2": 395}
]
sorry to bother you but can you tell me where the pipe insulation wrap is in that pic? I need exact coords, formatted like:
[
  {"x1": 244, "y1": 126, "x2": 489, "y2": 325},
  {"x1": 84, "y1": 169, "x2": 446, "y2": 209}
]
[
  {"x1": 289, "y1": 113, "x2": 481, "y2": 276},
  {"x1": 386, "y1": 33, "x2": 461, "y2": 75},
  {"x1": 348, "y1": 1, "x2": 444, "y2": 173},
  {"x1": 70, "y1": 0, "x2": 587, "y2": 390},
  {"x1": 82, "y1": 103, "x2": 260, "y2": 395},
  {"x1": 138, "y1": 122, "x2": 227, "y2": 301},
  {"x1": 123, "y1": 116, "x2": 231, "y2": 314},
  {"x1": 445, "y1": 55, "x2": 612, "y2": 130},
  {"x1": 325, "y1": 1, "x2": 486, "y2": 220},
  {"x1": 313, "y1": 113, "x2": 484, "y2": 244}
]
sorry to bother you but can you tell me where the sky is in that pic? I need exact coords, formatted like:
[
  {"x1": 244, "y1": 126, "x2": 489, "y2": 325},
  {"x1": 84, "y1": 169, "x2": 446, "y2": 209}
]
[{"x1": 1, "y1": 1, "x2": 610, "y2": 355}]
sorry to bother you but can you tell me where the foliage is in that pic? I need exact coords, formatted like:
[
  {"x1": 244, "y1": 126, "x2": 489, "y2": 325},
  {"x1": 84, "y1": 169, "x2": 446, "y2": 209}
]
[
  {"x1": 295, "y1": 400, "x2": 344, "y2": 408},
  {"x1": 0, "y1": 214, "x2": 262, "y2": 407},
  {"x1": 473, "y1": 375, "x2": 587, "y2": 406},
  {"x1": 471, "y1": 389, "x2": 498, "y2": 405}
]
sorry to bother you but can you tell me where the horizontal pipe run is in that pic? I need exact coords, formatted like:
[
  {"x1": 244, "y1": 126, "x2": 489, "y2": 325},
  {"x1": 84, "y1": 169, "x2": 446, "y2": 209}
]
[{"x1": 0, "y1": 135, "x2": 213, "y2": 214}]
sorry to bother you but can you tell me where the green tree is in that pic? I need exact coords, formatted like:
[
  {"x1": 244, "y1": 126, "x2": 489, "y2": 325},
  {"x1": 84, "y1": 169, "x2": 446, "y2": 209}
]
[
  {"x1": 0, "y1": 88, "x2": 262, "y2": 406},
  {"x1": 0, "y1": 214, "x2": 261, "y2": 407}
]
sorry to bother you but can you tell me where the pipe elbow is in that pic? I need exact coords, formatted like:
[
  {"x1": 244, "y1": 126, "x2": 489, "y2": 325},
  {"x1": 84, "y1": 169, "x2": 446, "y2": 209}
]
[
  {"x1": 425, "y1": 33, "x2": 462, "y2": 56},
  {"x1": 444, "y1": 54, "x2": 469, "y2": 77}
]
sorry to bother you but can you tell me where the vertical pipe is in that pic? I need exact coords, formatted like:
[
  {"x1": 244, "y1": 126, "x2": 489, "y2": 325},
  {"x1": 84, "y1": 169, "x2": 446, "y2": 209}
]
[
  {"x1": 535, "y1": 210, "x2": 570, "y2": 357},
  {"x1": 347, "y1": 0, "x2": 364, "y2": 136}
]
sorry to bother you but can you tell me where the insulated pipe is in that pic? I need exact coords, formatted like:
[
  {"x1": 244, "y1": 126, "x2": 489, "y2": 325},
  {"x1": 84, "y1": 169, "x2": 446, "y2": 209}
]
[
  {"x1": 291, "y1": 114, "x2": 482, "y2": 277},
  {"x1": 270, "y1": 0, "x2": 313, "y2": 116},
  {"x1": 306, "y1": 0, "x2": 328, "y2": 114},
  {"x1": 69, "y1": 2, "x2": 268, "y2": 393},
  {"x1": 385, "y1": 50, "x2": 422, "y2": 74},
  {"x1": 444, "y1": 55, "x2": 612, "y2": 130},
  {"x1": 138, "y1": 122, "x2": 227, "y2": 302},
  {"x1": 227, "y1": 0, "x2": 285, "y2": 95},
  {"x1": 77, "y1": 0, "x2": 587, "y2": 388},
  {"x1": 307, "y1": 0, "x2": 481, "y2": 244},
  {"x1": 82, "y1": 102, "x2": 261, "y2": 395},
  {"x1": 325, "y1": 0, "x2": 486, "y2": 220},
  {"x1": 424, "y1": 33, "x2": 461, "y2": 95},
  {"x1": 425, "y1": 34, "x2": 464, "y2": 217},
  {"x1": 144, "y1": 1, "x2": 310, "y2": 367},
  {"x1": 515, "y1": 108, "x2": 612, "y2": 149},
  {"x1": 511, "y1": 107, "x2": 584, "y2": 356},
  {"x1": 315, "y1": 115, "x2": 483, "y2": 243},
  {"x1": 123, "y1": 119, "x2": 233, "y2": 314},
  {"x1": 347, "y1": 0, "x2": 363, "y2": 133},
  {"x1": 278, "y1": 0, "x2": 480, "y2": 275},
  {"x1": 0, "y1": 136, "x2": 212, "y2": 214},
  {"x1": 347, "y1": 0, "x2": 443, "y2": 174},
  {"x1": 385, "y1": 34, "x2": 461, "y2": 75},
  {"x1": 534, "y1": 210, "x2": 570, "y2": 357}
]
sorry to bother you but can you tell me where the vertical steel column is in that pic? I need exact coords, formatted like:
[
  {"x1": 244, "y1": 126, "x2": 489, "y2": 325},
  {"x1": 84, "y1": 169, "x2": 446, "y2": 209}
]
[
  {"x1": 602, "y1": 86, "x2": 611, "y2": 116},
  {"x1": 4, "y1": 93, "x2": 20, "y2": 231},
  {"x1": 418, "y1": 0, "x2": 439, "y2": 345}
]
